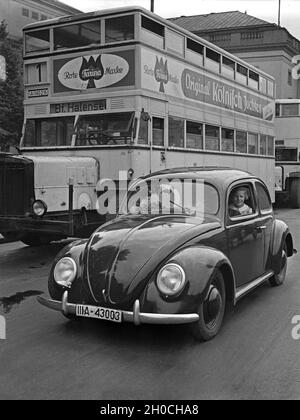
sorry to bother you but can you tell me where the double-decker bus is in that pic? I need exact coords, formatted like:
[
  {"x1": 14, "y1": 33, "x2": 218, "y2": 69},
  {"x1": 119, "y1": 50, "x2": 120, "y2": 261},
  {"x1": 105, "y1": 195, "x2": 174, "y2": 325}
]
[
  {"x1": 275, "y1": 99, "x2": 300, "y2": 207},
  {"x1": 0, "y1": 6, "x2": 276, "y2": 245}
]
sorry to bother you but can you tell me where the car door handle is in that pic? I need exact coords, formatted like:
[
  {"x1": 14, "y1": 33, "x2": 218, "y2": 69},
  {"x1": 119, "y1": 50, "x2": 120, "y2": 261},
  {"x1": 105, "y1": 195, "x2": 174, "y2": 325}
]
[{"x1": 256, "y1": 225, "x2": 267, "y2": 232}]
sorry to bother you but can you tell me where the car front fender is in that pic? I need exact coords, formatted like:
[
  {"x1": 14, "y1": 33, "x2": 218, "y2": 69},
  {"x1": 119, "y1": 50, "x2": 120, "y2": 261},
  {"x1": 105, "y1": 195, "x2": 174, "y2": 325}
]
[
  {"x1": 271, "y1": 219, "x2": 294, "y2": 274},
  {"x1": 48, "y1": 239, "x2": 89, "y2": 302},
  {"x1": 141, "y1": 246, "x2": 236, "y2": 315}
]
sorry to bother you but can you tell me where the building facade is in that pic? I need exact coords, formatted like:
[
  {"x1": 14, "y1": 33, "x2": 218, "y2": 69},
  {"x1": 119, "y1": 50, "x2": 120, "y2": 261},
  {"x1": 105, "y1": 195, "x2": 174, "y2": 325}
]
[
  {"x1": 0, "y1": 0, "x2": 81, "y2": 39},
  {"x1": 170, "y1": 11, "x2": 300, "y2": 99}
]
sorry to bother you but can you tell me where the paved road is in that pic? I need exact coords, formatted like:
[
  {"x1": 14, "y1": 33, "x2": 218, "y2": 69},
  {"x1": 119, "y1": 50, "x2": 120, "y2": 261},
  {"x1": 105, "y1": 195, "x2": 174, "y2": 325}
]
[{"x1": 0, "y1": 209, "x2": 300, "y2": 400}]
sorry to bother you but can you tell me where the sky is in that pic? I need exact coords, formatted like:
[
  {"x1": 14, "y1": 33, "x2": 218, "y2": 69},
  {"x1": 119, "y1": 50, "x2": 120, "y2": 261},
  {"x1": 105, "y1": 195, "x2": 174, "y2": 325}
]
[{"x1": 61, "y1": 0, "x2": 300, "y2": 40}]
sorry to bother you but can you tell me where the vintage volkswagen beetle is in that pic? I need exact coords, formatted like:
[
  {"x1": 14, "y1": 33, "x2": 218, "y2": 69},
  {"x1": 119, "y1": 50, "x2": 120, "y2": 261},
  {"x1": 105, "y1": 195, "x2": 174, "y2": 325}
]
[{"x1": 38, "y1": 168, "x2": 295, "y2": 341}]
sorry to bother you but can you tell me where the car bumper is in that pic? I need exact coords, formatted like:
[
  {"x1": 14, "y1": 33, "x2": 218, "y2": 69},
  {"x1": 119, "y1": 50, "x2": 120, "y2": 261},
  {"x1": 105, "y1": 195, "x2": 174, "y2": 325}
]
[{"x1": 37, "y1": 291, "x2": 199, "y2": 326}]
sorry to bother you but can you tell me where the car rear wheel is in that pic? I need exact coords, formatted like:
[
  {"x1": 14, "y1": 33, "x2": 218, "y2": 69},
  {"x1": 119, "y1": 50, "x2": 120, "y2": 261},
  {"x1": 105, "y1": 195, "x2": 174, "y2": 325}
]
[
  {"x1": 269, "y1": 243, "x2": 288, "y2": 287},
  {"x1": 191, "y1": 271, "x2": 226, "y2": 342}
]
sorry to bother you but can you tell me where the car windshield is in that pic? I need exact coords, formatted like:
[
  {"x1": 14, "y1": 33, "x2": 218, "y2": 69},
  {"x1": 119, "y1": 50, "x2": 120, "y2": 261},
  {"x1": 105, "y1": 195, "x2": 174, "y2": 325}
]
[
  {"x1": 75, "y1": 112, "x2": 135, "y2": 146},
  {"x1": 119, "y1": 177, "x2": 219, "y2": 216}
]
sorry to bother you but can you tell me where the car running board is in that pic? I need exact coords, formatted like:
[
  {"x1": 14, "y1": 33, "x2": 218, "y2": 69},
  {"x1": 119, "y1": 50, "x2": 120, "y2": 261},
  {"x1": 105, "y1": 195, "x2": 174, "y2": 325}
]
[{"x1": 235, "y1": 271, "x2": 274, "y2": 302}]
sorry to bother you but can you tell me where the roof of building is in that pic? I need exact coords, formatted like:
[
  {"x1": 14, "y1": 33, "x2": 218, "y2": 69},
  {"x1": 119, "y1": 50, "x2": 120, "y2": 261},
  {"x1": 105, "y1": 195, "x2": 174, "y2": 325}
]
[
  {"x1": 30, "y1": 0, "x2": 82, "y2": 15},
  {"x1": 169, "y1": 10, "x2": 276, "y2": 33}
]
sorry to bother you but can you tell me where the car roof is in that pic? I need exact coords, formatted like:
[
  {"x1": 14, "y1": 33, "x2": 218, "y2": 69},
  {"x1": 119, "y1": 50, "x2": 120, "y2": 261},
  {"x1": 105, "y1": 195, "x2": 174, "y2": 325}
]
[{"x1": 141, "y1": 167, "x2": 257, "y2": 190}]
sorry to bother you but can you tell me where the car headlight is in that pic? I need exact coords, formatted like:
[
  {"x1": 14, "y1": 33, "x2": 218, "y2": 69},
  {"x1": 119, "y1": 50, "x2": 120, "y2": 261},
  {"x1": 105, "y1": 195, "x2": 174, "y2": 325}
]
[
  {"x1": 157, "y1": 263, "x2": 186, "y2": 296},
  {"x1": 54, "y1": 257, "x2": 77, "y2": 288},
  {"x1": 33, "y1": 200, "x2": 47, "y2": 217}
]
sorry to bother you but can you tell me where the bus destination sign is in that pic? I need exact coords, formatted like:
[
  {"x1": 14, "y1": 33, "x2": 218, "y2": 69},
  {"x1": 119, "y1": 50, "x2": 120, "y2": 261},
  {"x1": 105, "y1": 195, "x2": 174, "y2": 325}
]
[{"x1": 50, "y1": 100, "x2": 107, "y2": 114}]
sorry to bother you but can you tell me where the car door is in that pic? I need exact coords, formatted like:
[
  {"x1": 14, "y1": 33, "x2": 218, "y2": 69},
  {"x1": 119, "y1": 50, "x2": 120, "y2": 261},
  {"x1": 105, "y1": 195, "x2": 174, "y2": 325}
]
[
  {"x1": 226, "y1": 181, "x2": 265, "y2": 287},
  {"x1": 255, "y1": 181, "x2": 274, "y2": 272}
]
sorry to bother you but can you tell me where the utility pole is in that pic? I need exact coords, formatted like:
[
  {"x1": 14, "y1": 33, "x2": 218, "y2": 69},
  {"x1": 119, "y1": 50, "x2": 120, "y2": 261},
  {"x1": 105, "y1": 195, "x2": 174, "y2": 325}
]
[
  {"x1": 151, "y1": 0, "x2": 154, "y2": 13},
  {"x1": 278, "y1": 0, "x2": 281, "y2": 26}
]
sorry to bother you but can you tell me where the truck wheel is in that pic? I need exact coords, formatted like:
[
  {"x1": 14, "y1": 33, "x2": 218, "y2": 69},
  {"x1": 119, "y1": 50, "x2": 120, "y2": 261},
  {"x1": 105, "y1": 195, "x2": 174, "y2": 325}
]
[
  {"x1": 290, "y1": 178, "x2": 300, "y2": 208},
  {"x1": 190, "y1": 271, "x2": 226, "y2": 342},
  {"x1": 21, "y1": 234, "x2": 52, "y2": 247}
]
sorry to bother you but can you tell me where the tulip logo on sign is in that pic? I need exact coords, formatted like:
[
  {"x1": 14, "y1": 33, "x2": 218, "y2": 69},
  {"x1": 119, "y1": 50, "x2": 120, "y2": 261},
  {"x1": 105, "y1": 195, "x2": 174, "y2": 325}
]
[
  {"x1": 79, "y1": 56, "x2": 104, "y2": 89},
  {"x1": 0, "y1": 315, "x2": 6, "y2": 340},
  {"x1": 155, "y1": 57, "x2": 169, "y2": 93}
]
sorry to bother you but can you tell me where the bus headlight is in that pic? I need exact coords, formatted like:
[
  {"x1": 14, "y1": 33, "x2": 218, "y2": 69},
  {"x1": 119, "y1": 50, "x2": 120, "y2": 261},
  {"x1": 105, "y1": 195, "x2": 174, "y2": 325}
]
[
  {"x1": 54, "y1": 257, "x2": 77, "y2": 288},
  {"x1": 157, "y1": 263, "x2": 186, "y2": 296},
  {"x1": 33, "y1": 200, "x2": 47, "y2": 217}
]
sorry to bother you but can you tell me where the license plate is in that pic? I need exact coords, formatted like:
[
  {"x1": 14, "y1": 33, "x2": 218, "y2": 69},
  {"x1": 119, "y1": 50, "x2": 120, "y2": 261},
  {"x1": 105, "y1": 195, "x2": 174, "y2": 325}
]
[{"x1": 76, "y1": 305, "x2": 122, "y2": 323}]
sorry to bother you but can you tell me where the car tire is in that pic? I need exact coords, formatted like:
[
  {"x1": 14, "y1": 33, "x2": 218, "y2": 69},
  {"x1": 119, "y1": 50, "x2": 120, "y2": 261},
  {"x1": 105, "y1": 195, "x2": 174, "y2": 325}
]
[
  {"x1": 21, "y1": 234, "x2": 52, "y2": 247},
  {"x1": 191, "y1": 271, "x2": 226, "y2": 342},
  {"x1": 269, "y1": 243, "x2": 288, "y2": 287}
]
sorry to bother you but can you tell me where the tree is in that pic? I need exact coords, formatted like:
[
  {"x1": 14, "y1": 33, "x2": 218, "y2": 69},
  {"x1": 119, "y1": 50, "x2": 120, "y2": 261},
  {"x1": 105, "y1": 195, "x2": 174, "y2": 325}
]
[{"x1": 0, "y1": 20, "x2": 24, "y2": 150}]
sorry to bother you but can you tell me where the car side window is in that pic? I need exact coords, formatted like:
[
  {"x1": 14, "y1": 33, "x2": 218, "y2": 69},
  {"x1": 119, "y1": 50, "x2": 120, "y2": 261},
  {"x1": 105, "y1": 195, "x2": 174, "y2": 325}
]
[
  {"x1": 256, "y1": 182, "x2": 272, "y2": 213},
  {"x1": 228, "y1": 185, "x2": 255, "y2": 219}
]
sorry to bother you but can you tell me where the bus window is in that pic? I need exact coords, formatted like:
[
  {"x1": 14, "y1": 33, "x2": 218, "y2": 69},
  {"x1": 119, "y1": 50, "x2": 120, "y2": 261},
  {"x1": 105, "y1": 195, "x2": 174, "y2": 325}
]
[
  {"x1": 138, "y1": 118, "x2": 149, "y2": 145},
  {"x1": 249, "y1": 70, "x2": 259, "y2": 90},
  {"x1": 152, "y1": 117, "x2": 164, "y2": 146},
  {"x1": 75, "y1": 113, "x2": 134, "y2": 146},
  {"x1": 23, "y1": 117, "x2": 74, "y2": 147},
  {"x1": 186, "y1": 38, "x2": 204, "y2": 66},
  {"x1": 54, "y1": 21, "x2": 101, "y2": 49},
  {"x1": 186, "y1": 121, "x2": 203, "y2": 149},
  {"x1": 222, "y1": 57, "x2": 235, "y2": 79},
  {"x1": 259, "y1": 76, "x2": 267, "y2": 94},
  {"x1": 206, "y1": 48, "x2": 221, "y2": 73},
  {"x1": 260, "y1": 134, "x2": 267, "y2": 155},
  {"x1": 267, "y1": 136, "x2": 275, "y2": 156},
  {"x1": 25, "y1": 29, "x2": 50, "y2": 53},
  {"x1": 166, "y1": 29, "x2": 184, "y2": 56},
  {"x1": 221, "y1": 128, "x2": 234, "y2": 152},
  {"x1": 25, "y1": 62, "x2": 47, "y2": 84},
  {"x1": 236, "y1": 131, "x2": 247, "y2": 154},
  {"x1": 248, "y1": 133, "x2": 259, "y2": 154},
  {"x1": 105, "y1": 15, "x2": 134, "y2": 43},
  {"x1": 281, "y1": 103, "x2": 299, "y2": 117},
  {"x1": 169, "y1": 117, "x2": 184, "y2": 148},
  {"x1": 236, "y1": 64, "x2": 248, "y2": 85},
  {"x1": 275, "y1": 147, "x2": 298, "y2": 162},
  {"x1": 205, "y1": 125, "x2": 220, "y2": 151},
  {"x1": 276, "y1": 103, "x2": 281, "y2": 117},
  {"x1": 267, "y1": 80, "x2": 274, "y2": 98}
]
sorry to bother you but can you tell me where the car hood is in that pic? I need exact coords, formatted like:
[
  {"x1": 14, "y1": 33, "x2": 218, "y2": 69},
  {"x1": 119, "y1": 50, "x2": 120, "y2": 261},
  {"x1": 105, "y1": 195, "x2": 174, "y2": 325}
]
[{"x1": 85, "y1": 214, "x2": 221, "y2": 307}]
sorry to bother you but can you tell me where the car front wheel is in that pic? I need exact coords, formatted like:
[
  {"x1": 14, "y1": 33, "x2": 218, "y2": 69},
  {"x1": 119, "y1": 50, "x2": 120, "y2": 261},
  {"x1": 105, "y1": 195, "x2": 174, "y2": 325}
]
[
  {"x1": 191, "y1": 271, "x2": 226, "y2": 342},
  {"x1": 269, "y1": 243, "x2": 288, "y2": 287}
]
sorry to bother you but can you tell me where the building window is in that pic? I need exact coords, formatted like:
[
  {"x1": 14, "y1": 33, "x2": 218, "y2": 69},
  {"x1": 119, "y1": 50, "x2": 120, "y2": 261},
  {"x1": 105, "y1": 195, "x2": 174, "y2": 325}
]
[
  {"x1": 152, "y1": 117, "x2": 164, "y2": 146},
  {"x1": 32, "y1": 11, "x2": 39, "y2": 20},
  {"x1": 209, "y1": 33, "x2": 231, "y2": 43},
  {"x1": 168, "y1": 117, "x2": 184, "y2": 148},
  {"x1": 241, "y1": 31, "x2": 264, "y2": 40},
  {"x1": 22, "y1": 8, "x2": 29, "y2": 17}
]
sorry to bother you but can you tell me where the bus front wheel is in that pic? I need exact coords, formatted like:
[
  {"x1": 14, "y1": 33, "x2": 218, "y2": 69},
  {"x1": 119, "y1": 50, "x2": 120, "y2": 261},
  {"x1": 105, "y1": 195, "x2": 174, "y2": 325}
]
[{"x1": 290, "y1": 178, "x2": 300, "y2": 208}]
